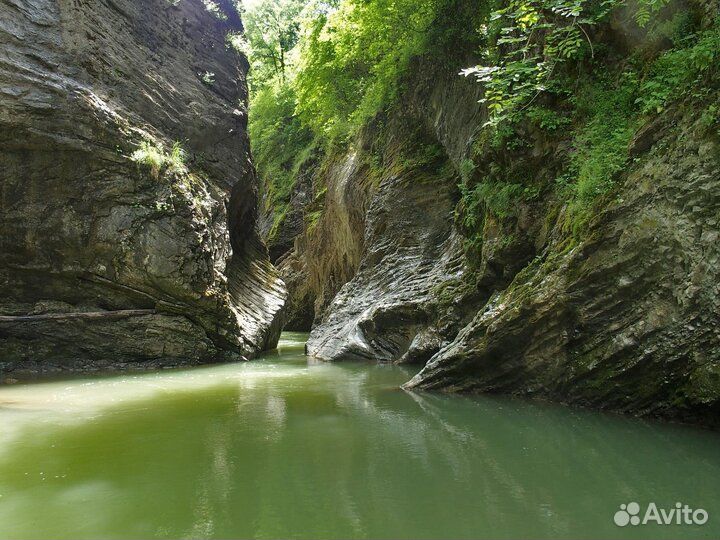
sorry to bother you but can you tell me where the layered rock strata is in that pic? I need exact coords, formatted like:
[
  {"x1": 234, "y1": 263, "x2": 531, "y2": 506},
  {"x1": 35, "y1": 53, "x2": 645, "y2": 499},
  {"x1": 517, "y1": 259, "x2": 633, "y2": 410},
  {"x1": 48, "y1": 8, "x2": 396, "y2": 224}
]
[{"x1": 0, "y1": 0, "x2": 286, "y2": 374}]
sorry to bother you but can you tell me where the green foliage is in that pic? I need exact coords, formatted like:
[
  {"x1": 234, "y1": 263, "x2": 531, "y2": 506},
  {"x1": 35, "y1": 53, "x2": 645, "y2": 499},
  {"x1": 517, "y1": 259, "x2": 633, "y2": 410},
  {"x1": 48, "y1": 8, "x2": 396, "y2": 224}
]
[
  {"x1": 294, "y1": 0, "x2": 479, "y2": 140},
  {"x1": 563, "y1": 76, "x2": 637, "y2": 228},
  {"x1": 457, "y1": 173, "x2": 540, "y2": 259},
  {"x1": 571, "y1": 116, "x2": 633, "y2": 204},
  {"x1": 460, "y1": 6, "x2": 719, "y2": 239},
  {"x1": 632, "y1": 0, "x2": 670, "y2": 27},
  {"x1": 398, "y1": 142, "x2": 446, "y2": 172},
  {"x1": 268, "y1": 202, "x2": 290, "y2": 242},
  {"x1": 635, "y1": 24, "x2": 720, "y2": 115},
  {"x1": 131, "y1": 140, "x2": 187, "y2": 179},
  {"x1": 459, "y1": 158, "x2": 476, "y2": 182},
  {"x1": 461, "y1": 0, "x2": 675, "y2": 126},
  {"x1": 236, "y1": 0, "x2": 307, "y2": 87},
  {"x1": 201, "y1": 71, "x2": 216, "y2": 86},
  {"x1": 305, "y1": 209, "x2": 323, "y2": 233},
  {"x1": 561, "y1": 21, "x2": 719, "y2": 232},
  {"x1": 462, "y1": 0, "x2": 610, "y2": 125},
  {"x1": 525, "y1": 106, "x2": 571, "y2": 131},
  {"x1": 700, "y1": 104, "x2": 720, "y2": 136},
  {"x1": 247, "y1": 0, "x2": 719, "y2": 256},
  {"x1": 249, "y1": 81, "x2": 317, "y2": 213},
  {"x1": 460, "y1": 180, "x2": 525, "y2": 221},
  {"x1": 242, "y1": 0, "x2": 319, "y2": 243},
  {"x1": 250, "y1": 0, "x2": 485, "y2": 233}
]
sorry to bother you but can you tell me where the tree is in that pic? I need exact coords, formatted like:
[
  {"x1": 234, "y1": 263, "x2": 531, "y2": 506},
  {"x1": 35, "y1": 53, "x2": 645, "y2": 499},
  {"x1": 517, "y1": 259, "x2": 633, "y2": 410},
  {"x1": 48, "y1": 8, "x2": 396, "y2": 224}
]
[
  {"x1": 293, "y1": 0, "x2": 446, "y2": 138},
  {"x1": 242, "y1": 0, "x2": 307, "y2": 86}
]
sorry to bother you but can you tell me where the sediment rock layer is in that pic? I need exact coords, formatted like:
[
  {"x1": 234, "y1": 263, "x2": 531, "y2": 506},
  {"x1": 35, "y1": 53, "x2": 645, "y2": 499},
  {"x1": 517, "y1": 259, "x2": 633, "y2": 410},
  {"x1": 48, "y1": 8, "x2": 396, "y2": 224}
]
[
  {"x1": 407, "y1": 109, "x2": 720, "y2": 427},
  {"x1": 278, "y1": 7, "x2": 719, "y2": 426},
  {"x1": 304, "y1": 65, "x2": 483, "y2": 363},
  {"x1": 0, "y1": 0, "x2": 286, "y2": 374},
  {"x1": 276, "y1": 138, "x2": 377, "y2": 331}
]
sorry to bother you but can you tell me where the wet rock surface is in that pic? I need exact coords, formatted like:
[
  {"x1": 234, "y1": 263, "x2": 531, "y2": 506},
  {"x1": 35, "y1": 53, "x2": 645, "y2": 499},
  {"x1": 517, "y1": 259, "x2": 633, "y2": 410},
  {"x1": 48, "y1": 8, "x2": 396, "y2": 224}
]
[
  {"x1": 284, "y1": 49, "x2": 719, "y2": 426},
  {"x1": 407, "y1": 109, "x2": 720, "y2": 427},
  {"x1": 306, "y1": 160, "x2": 464, "y2": 362},
  {"x1": 304, "y1": 66, "x2": 483, "y2": 363},
  {"x1": 277, "y1": 141, "x2": 377, "y2": 331},
  {"x1": 0, "y1": 0, "x2": 286, "y2": 374}
]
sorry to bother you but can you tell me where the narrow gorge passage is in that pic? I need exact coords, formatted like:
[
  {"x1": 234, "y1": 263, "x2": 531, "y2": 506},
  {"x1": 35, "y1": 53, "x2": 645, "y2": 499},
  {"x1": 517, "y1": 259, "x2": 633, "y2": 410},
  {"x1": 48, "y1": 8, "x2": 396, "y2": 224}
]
[
  {"x1": 1, "y1": 0, "x2": 719, "y2": 538},
  {"x1": 1, "y1": 0, "x2": 717, "y2": 426},
  {"x1": 253, "y1": 0, "x2": 720, "y2": 428}
]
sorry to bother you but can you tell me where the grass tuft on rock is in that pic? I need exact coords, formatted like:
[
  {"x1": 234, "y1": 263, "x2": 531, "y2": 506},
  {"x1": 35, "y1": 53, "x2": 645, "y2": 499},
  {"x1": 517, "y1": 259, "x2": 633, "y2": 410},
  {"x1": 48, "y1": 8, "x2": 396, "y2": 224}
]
[{"x1": 131, "y1": 140, "x2": 187, "y2": 179}]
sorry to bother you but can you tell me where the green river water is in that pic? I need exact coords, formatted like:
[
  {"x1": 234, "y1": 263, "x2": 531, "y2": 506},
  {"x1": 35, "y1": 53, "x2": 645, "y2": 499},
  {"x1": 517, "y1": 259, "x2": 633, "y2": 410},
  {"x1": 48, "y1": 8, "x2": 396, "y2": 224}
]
[{"x1": 0, "y1": 332, "x2": 718, "y2": 539}]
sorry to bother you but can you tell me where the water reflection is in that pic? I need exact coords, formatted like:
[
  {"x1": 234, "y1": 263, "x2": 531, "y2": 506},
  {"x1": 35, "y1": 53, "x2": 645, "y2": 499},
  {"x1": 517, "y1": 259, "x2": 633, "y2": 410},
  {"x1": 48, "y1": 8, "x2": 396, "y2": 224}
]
[{"x1": 0, "y1": 333, "x2": 718, "y2": 539}]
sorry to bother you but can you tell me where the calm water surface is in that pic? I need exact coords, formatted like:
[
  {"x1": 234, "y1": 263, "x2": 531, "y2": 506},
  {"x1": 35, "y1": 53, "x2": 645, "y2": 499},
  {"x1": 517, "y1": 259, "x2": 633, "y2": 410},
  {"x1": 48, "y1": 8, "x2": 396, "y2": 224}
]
[{"x1": 0, "y1": 332, "x2": 718, "y2": 539}]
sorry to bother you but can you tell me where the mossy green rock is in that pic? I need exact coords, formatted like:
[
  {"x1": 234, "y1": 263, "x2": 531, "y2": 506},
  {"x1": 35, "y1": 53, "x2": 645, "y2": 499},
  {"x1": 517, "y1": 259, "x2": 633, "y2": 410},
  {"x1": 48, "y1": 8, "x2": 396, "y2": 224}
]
[{"x1": 407, "y1": 109, "x2": 720, "y2": 427}]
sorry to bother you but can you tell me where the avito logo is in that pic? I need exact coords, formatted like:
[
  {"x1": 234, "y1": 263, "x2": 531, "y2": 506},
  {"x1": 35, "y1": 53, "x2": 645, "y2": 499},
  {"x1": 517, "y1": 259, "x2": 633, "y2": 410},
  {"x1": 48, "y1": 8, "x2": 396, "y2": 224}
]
[{"x1": 614, "y1": 502, "x2": 709, "y2": 527}]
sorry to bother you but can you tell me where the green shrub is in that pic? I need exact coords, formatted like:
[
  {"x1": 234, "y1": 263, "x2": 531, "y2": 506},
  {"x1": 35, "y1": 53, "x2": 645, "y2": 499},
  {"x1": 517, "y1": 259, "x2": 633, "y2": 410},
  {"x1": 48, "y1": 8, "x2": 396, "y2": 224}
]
[
  {"x1": 566, "y1": 75, "x2": 637, "y2": 211},
  {"x1": 461, "y1": 181, "x2": 525, "y2": 221},
  {"x1": 564, "y1": 22, "x2": 720, "y2": 231},
  {"x1": 526, "y1": 107, "x2": 572, "y2": 132},
  {"x1": 459, "y1": 159, "x2": 476, "y2": 182},
  {"x1": 201, "y1": 71, "x2": 215, "y2": 86},
  {"x1": 636, "y1": 24, "x2": 720, "y2": 115},
  {"x1": 131, "y1": 140, "x2": 187, "y2": 179}
]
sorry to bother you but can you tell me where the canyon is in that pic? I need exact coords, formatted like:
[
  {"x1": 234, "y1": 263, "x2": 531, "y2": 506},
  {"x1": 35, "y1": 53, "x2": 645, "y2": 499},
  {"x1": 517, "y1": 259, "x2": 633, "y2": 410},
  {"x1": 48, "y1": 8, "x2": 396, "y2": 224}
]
[{"x1": 1, "y1": 0, "x2": 718, "y2": 429}]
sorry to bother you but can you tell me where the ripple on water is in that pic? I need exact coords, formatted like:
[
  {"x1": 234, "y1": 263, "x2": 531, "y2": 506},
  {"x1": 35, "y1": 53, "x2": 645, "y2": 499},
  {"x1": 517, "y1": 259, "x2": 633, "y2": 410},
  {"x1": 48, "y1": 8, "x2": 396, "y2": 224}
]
[{"x1": 0, "y1": 333, "x2": 718, "y2": 540}]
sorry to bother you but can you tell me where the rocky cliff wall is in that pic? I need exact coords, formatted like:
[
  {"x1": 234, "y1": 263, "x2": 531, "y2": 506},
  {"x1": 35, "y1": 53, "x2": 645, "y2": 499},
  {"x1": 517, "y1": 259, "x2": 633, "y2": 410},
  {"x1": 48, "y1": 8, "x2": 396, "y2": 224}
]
[
  {"x1": 304, "y1": 69, "x2": 481, "y2": 362},
  {"x1": 281, "y1": 57, "x2": 550, "y2": 362},
  {"x1": 276, "y1": 3, "x2": 720, "y2": 426},
  {"x1": 407, "y1": 107, "x2": 720, "y2": 427},
  {"x1": 0, "y1": 0, "x2": 286, "y2": 374},
  {"x1": 277, "y1": 138, "x2": 376, "y2": 331}
]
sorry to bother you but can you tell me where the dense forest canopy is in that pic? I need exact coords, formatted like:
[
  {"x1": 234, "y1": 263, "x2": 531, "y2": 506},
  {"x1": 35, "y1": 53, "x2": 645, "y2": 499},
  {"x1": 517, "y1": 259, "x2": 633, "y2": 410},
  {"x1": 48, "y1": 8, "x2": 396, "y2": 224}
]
[{"x1": 240, "y1": 0, "x2": 718, "y2": 244}]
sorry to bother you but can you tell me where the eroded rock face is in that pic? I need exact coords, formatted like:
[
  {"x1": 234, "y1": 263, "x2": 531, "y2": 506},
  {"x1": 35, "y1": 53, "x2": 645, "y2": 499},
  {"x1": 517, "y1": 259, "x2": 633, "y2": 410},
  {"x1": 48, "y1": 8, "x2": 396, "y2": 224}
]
[
  {"x1": 407, "y1": 110, "x2": 720, "y2": 427},
  {"x1": 304, "y1": 66, "x2": 483, "y2": 363},
  {"x1": 259, "y1": 156, "x2": 316, "y2": 265},
  {"x1": 276, "y1": 139, "x2": 377, "y2": 331},
  {"x1": 306, "y1": 158, "x2": 464, "y2": 362},
  {"x1": 287, "y1": 30, "x2": 720, "y2": 426},
  {"x1": 0, "y1": 0, "x2": 286, "y2": 374}
]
